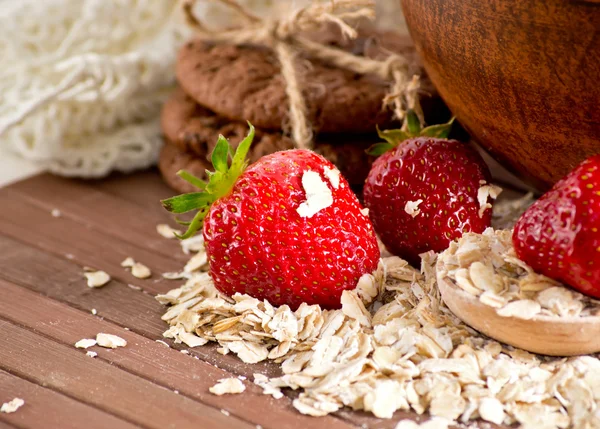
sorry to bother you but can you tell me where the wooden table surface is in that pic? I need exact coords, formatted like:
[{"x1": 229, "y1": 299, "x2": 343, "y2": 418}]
[{"x1": 0, "y1": 170, "x2": 500, "y2": 429}]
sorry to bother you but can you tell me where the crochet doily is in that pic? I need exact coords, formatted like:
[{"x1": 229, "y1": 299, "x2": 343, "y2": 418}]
[{"x1": 0, "y1": 0, "x2": 282, "y2": 177}]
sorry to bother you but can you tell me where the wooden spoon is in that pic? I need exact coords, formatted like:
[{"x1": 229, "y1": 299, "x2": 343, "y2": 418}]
[{"x1": 436, "y1": 259, "x2": 600, "y2": 356}]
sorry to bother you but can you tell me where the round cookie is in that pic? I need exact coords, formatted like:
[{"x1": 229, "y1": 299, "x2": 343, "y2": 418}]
[
  {"x1": 160, "y1": 89, "x2": 376, "y2": 189},
  {"x1": 158, "y1": 143, "x2": 213, "y2": 194},
  {"x1": 161, "y1": 88, "x2": 293, "y2": 159},
  {"x1": 159, "y1": 131, "x2": 376, "y2": 194},
  {"x1": 176, "y1": 27, "x2": 428, "y2": 134}
]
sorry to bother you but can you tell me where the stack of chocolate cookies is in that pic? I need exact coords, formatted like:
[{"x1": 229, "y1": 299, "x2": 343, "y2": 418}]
[{"x1": 159, "y1": 26, "x2": 445, "y2": 193}]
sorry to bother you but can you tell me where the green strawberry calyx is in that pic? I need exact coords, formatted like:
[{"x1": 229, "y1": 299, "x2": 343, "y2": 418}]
[
  {"x1": 367, "y1": 110, "x2": 455, "y2": 156},
  {"x1": 161, "y1": 123, "x2": 255, "y2": 239}
]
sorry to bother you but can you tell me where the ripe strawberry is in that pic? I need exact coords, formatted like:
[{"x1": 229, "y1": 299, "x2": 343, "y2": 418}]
[
  {"x1": 162, "y1": 125, "x2": 380, "y2": 309},
  {"x1": 363, "y1": 112, "x2": 494, "y2": 265},
  {"x1": 513, "y1": 155, "x2": 600, "y2": 298}
]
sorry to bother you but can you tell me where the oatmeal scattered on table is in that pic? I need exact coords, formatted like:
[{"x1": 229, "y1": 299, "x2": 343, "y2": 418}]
[
  {"x1": 209, "y1": 378, "x2": 246, "y2": 395},
  {"x1": 156, "y1": 239, "x2": 600, "y2": 428},
  {"x1": 1, "y1": 398, "x2": 24, "y2": 414},
  {"x1": 96, "y1": 333, "x2": 127, "y2": 348},
  {"x1": 121, "y1": 257, "x2": 152, "y2": 279},
  {"x1": 84, "y1": 269, "x2": 111, "y2": 288}
]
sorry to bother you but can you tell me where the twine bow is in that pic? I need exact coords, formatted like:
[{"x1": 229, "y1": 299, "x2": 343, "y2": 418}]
[{"x1": 182, "y1": 0, "x2": 422, "y2": 150}]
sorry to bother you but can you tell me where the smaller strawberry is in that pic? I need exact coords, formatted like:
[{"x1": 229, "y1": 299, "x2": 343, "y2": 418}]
[
  {"x1": 363, "y1": 112, "x2": 496, "y2": 265},
  {"x1": 513, "y1": 155, "x2": 600, "y2": 298},
  {"x1": 161, "y1": 124, "x2": 380, "y2": 310}
]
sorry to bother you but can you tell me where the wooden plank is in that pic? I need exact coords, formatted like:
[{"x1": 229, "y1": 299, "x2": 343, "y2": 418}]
[
  {"x1": 92, "y1": 169, "x2": 176, "y2": 214},
  {"x1": 0, "y1": 370, "x2": 138, "y2": 429},
  {"x1": 0, "y1": 172, "x2": 487, "y2": 428},
  {"x1": 0, "y1": 234, "x2": 260, "y2": 375},
  {"x1": 0, "y1": 320, "x2": 255, "y2": 429},
  {"x1": 0, "y1": 235, "x2": 430, "y2": 429},
  {"x1": 0, "y1": 190, "x2": 180, "y2": 295},
  {"x1": 0, "y1": 279, "x2": 355, "y2": 429},
  {"x1": 8, "y1": 174, "x2": 187, "y2": 263}
]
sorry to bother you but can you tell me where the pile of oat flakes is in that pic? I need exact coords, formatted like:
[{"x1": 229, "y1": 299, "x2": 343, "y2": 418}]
[{"x1": 155, "y1": 194, "x2": 600, "y2": 429}]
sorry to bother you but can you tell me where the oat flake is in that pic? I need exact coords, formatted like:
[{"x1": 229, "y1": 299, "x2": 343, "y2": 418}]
[
  {"x1": 209, "y1": 378, "x2": 246, "y2": 395},
  {"x1": 296, "y1": 170, "x2": 333, "y2": 218},
  {"x1": 439, "y1": 228, "x2": 600, "y2": 320},
  {"x1": 122, "y1": 257, "x2": 151, "y2": 279},
  {"x1": 74, "y1": 338, "x2": 97, "y2": 349},
  {"x1": 84, "y1": 270, "x2": 111, "y2": 288},
  {"x1": 156, "y1": 223, "x2": 179, "y2": 239},
  {"x1": 404, "y1": 199, "x2": 423, "y2": 218},
  {"x1": 1, "y1": 398, "x2": 24, "y2": 414},
  {"x1": 323, "y1": 166, "x2": 341, "y2": 189},
  {"x1": 96, "y1": 333, "x2": 127, "y2": 348}
]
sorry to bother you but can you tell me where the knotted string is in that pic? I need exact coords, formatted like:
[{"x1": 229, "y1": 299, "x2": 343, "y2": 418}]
[{"x1": 182, "y1": 0, "x2": 421, "y2": 149}]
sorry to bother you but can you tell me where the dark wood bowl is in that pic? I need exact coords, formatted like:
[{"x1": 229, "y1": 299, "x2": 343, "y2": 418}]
[{"x1": 400, "y1": 0, "x2": 600, "y2": 190}]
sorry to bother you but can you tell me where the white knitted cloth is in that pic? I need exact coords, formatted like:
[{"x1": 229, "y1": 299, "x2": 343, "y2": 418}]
[
  {"x1": 0, "y1": 0, "x2": 403, "y2": 178},
  {"x1": 0, "y1": 0, "x2": 279, "y2": 177}
]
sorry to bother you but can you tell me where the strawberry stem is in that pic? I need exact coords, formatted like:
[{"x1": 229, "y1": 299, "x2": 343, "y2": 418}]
[{"x1": 161, "y1": 123, "x2": 256, "y2": 239}]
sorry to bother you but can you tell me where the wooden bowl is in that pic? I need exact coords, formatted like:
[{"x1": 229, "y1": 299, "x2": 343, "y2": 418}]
[{"x1": 400, "y1": 0, "x2": 600, "y2": 191}]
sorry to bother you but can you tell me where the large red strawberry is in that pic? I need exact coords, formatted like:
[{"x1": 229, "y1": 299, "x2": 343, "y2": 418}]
[
  {"x1": 162, "y1": 125, "x2": 380, "y2": 309},
  {"x1": 513, "y1": 155, "x2": 600, "y2": 298},
  {"x1": 363, "y1": 112, "x2": 495, "y2": 265}
]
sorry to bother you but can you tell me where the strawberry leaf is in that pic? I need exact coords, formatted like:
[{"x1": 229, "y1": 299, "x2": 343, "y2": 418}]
[
  {"x1": 176, "y1": 208, "x2": 209, "y2": 240},
  {"x1": 161, "y1": 124, "x2": 256, "y2": 238},
  {"x1": 161, "y1": 192, "x2": 212, "y2": 214},
  {"x1": 231, "y1": 123, "x2": 255, "y2": 174},
  {"x1": 211, "y1": 135, "x2": 230, "y2": 173},
  {"x1": 177, "y1": 170, "x2": 207, "y2": 190},
  {"x1": 174, "y1": 217, "x2": 192, "y2": 226},
  {"x1": 366, "y1": 142, "x2": 395, "y2": 156},
  {"x1": 376, "y1": 126, "x2": 410, "y2": 146},
  {"x1": 420, "y1": 117, "x2": 455, "y2": 139},
  {"x1": 369, "y1": 115, "x2": 456, "y2": 157}
]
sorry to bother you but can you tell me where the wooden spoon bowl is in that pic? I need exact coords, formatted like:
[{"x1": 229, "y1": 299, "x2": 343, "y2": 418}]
[{"x1": 436, "y1": 259, "x2": 600, "y2": 356}]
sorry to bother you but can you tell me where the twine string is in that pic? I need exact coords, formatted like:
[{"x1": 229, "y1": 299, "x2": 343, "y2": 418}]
[{"x1": 183, "y1": 0, "x2": 421, "y2": 149}]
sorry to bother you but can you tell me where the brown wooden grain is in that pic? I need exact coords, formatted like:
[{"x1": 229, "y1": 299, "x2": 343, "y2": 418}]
[
  {"x1": 0, "y1": 321, "x2": 255, "y2": 429},
  {"x1": 0, "y1": 212, "x2": 415, "y2": 428},
  {"x1": 0, "y1": 234, "x2": 280, "y2": 378},
  {"x1": 0, "y1": 279, "x2": 355, "y2": 429},
  {"x1": 0, "y1": 172, "x2": 500, "y2": 428},
  {"x1": 93, "y1": 169, "x2": 177, "y2": 214},
  {"x1": 0, "y1": 370, "x2": 138, "y2": 429},
  {"x1": 0, "y1": 244, "x2": 424, "y2": 429},
  {"x1": 0, "y1": 189, "x2": 180, "y2": 295},
  {"x1": 0, "y1": 420, "x2": 18, "y2": 429},
  {"x1": 9, "y1": 174, "x2": 187, "y2": 263},
  {"x1": 400, "y1": 0, "x2": 600, "y2": 190}
]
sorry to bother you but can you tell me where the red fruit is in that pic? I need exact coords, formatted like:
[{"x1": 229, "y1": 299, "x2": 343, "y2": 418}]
[
  {"x1": 513, "y1": 155, "x2": 600, "y2": 298},
  {"x1": 162, "y1": 125, "x2": 380, "y2": 309},
  {"x1": 363, "y1": 116, "x2": 493, "y2": 265}
]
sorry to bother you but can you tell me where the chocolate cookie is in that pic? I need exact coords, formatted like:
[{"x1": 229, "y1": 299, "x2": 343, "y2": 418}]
[
  {"x1": 161, "y1": 88, "x2": 293, "y2": 160},
  {"x1": 160, "y1": 89, "x2": 376, "y2": 190},
  {"x1": 158, "y1": 143, "x2": 213, "y2": 194},
  {"x1": 159, "y1": 129, "x2": 376, "y2": 194},
  {"x1": 176, "y1": 28, "x2": 429, "y2": 134}
]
